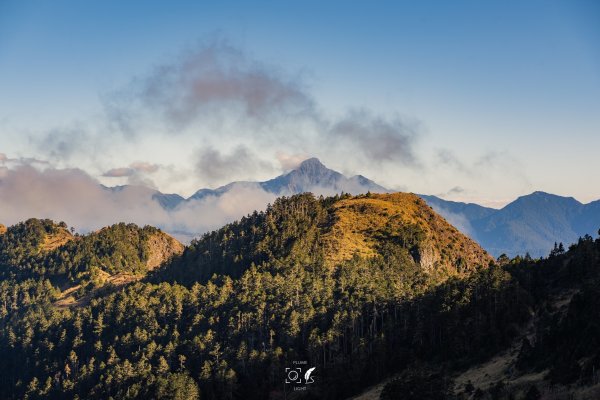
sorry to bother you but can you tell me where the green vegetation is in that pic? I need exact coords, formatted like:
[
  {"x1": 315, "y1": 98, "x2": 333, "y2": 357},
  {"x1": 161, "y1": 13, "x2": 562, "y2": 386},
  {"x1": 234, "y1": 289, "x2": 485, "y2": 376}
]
[
  {"x1": 381, "y1": 233, "x2": 600, "y2": 399},
  {"x1": 1, "y1": 219, "x2": 181, "y2": 289},
  {"x1": 159, "y1": 192, "x2": 492, "y2": 286},
  {"x1": 508, "y1": 234, "x2": 600, "y2": 386},
  {"x1": 0, "y1": 194, "x2": 598, "y2": 399}
]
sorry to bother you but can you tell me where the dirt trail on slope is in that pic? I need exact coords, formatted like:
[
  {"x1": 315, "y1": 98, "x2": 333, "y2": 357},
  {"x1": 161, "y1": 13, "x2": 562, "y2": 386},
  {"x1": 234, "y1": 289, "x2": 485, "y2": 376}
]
[{"x1": 55, "y1": 271, "x2": 141, "y2": 308}]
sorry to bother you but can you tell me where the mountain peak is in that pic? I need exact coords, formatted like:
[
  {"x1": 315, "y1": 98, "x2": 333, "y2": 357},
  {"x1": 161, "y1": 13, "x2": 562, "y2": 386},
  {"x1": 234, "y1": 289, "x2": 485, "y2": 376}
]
[
  {"x1": 296, "y1": 157, "x2": 327, "y2": 172},
  {"x1": 513, "y1": 191, "x2": 581, "y2": 207},
  {"x1": 525, "y1": 190, "x2": 573, "y2": 199},
  {"x1": 256, "y1": 157, "x2": 387, "y2": 196},
  {"x1": 185, "y1": 157, "x2": 387, "y2": 203}
]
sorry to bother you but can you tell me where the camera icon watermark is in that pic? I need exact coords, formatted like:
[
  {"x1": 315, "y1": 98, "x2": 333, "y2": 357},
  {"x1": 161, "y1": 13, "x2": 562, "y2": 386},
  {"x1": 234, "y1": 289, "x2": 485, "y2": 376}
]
[
  {"x1": 285, "y1": 367, "x2": 303, "y2": 384},
  {"x1": 284, "y1": 361, "x2": 316, "y2": 390}
]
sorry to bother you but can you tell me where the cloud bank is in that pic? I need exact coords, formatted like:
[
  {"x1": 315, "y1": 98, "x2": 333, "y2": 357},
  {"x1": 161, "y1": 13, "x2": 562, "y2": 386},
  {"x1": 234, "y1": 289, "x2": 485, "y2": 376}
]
[{"x1": 0, "y1": 164, "x2": 276, "y2": 242}]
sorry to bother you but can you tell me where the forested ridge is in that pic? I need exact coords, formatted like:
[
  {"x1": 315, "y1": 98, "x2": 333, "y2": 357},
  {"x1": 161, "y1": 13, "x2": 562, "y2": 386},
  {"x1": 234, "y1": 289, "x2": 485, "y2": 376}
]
[
  {"x1": 0, "y1": 193, "x2": 599, "y2": 399},
  {"x1": 158, "y1": 192, "x2": 492, "y2": 285}
]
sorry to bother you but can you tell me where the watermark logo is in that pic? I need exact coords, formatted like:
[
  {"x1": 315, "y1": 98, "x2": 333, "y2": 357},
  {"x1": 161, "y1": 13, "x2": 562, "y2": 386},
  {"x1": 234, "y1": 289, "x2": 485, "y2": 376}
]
[
  {"x1": 285, "y1": 361, "x2": 316, "y2": 391},
  {"x1": 304, "y1": 367, "x2": 316, "y2": 384}
]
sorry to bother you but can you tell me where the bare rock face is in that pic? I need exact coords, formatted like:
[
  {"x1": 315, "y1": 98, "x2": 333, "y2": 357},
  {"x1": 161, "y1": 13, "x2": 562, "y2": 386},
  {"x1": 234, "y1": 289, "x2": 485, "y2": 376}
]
[
  {"x1": 146, "y1": 232, "x2": 185, "y2": 270},
  {"x1": 414, "y1": 244, "x2": 438, "y2": 273}
]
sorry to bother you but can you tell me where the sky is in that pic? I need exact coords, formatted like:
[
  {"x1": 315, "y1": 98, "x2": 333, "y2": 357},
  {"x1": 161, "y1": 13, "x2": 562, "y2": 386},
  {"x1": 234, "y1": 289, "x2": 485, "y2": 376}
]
[{"x1": 1, "y1": 0, "x2": 599, "y2": 216}]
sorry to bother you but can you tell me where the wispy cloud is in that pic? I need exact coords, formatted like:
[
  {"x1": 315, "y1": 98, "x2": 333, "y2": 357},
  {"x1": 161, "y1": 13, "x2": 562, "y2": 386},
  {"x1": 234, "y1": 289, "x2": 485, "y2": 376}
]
[
  {"x1": 22, "y1": 38, "x2": 424, "y2": 192},
  {"x1": 435, "y1": 148, "x2": 530, "y2": 189},
  {"x1": 276, "y1": 151, "x2": 309, "y2": 171},
  {"x1": 101, "y1": 161, "x2": 162, "y2": 188},
  {"x1": 102, "y1": 167, "x2": 135, "y2": 177},
  {"x1": 194, "y1": 145, "x2": 272, "y2": 186},
  {"x1": 436, "y1": 149, "x2": 470, "y2": 175},
  {"x1": 104, "y1": 38, "x2": 316, "y2": 136},
  {"x1": 329, "y1": 109, "x2": 420, "y2": 165},
  {"x1": 129, "y1": 161, "x2": 159, "y2": 174},
  {"x1": 439, "y1": 186, "x2": 465, "y2": 197},
  {"x1": 35, "y1": 124, "x2": 91, "y2": 161},
  {"x1": 102, "y1": 161, "x2": 160, "y2": 178}
]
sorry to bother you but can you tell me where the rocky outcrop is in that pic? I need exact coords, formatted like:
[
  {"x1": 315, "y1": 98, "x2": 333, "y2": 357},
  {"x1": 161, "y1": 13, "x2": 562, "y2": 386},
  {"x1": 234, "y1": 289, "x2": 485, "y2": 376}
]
[{"x1": 146, "y1": 232, "x2": 184, "y2": 270}]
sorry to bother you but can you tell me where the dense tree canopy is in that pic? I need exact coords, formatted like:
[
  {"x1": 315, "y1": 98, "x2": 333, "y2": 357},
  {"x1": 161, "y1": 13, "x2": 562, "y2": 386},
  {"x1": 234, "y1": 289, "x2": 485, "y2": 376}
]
[{"x1": 0, "y1": 194, "x2": 598, "y2": 399}]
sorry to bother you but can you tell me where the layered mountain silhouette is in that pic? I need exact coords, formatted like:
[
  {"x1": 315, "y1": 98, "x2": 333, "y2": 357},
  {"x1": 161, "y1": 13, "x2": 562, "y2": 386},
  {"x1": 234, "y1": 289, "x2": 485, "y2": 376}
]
[
  {"x1": 162, "y1": 157, "x2": 387, "y2": 206},
  {"x1": 98, "y1": 158, "x2": 600, "y2": 258},
  {"x1": 422, "y1": 192, "x2": 600, "y2": 257}
]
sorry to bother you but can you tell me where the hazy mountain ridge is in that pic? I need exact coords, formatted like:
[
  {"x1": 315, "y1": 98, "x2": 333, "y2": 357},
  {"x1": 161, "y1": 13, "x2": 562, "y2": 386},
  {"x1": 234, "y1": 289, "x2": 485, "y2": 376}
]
[
  {"x1": 6, "y1": 158, "x2": 598, "y2": 258},
  {"x1": 419, "y1": 195, "x2": 496, "y2": 223},
  {"x1": 426, "y1": 191, "x2": 600, "y2": 257},
  {"x1": 186, "y1": 157, "x2": 388, "y2": 203}
]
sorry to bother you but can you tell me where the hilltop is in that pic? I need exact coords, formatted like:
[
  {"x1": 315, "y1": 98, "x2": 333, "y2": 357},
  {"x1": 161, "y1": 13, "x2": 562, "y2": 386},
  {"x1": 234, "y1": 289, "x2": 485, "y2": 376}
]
[
  {"x1": 0, "y1": 218, "x2": 183, "y2": 300},
  {"x1": 322, "y1": 193, "x2": 492, "y2": 272},
  {"x1": 158, "y1": 192, "x2": 492, "y2": 285}
]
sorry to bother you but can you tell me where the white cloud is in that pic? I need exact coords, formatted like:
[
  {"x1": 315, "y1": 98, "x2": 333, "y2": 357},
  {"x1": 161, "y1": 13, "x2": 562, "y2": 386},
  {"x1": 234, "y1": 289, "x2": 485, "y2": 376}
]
[
  {"x1": 276, "y1": 151, "x2": 309, "y2": 171},
  {"x1": 0, "y1": 164, "x2": 276, "y2": 242}
]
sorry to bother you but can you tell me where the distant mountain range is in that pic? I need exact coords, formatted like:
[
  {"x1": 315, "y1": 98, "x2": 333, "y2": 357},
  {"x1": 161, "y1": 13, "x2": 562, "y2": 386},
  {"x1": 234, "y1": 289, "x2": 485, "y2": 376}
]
[
  {"x1": 423, "y1": 192, "x2": 600, "y2": 258},
  {"x1": 152, "y1": 157, "x2": 387, "y2": 208},
  {"x1": 113, "y1": 157, "x2": 598, "y2": 258}
]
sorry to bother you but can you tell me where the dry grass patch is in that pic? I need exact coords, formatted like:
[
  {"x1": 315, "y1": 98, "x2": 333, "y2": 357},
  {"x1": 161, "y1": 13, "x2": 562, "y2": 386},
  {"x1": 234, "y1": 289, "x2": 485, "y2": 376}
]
[{"x1": 41, "y1": 227, "x2": 74, "y2": 251}]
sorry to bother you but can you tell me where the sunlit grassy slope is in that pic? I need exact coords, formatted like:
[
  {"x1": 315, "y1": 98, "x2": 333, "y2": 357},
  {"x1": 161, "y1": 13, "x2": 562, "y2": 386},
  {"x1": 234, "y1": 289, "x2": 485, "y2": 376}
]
[
  {"x1": 163, "y1": 192, "x2": 494, "y2": 285},
  {"x1": 322, "y1": 193, "x2": 493, "y2": 275}
]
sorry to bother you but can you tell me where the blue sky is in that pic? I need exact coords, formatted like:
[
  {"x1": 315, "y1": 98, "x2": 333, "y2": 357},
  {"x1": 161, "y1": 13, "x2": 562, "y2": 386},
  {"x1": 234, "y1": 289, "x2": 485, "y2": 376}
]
[{"x1": 1, "y1": 0, "x2": 599, "y2": 206}]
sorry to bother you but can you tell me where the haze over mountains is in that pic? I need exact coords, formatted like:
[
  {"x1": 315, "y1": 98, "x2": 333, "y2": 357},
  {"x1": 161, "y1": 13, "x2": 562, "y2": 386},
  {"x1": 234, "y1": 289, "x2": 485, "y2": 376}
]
[
  {"x1": 154, "y1": 157, "x2": 387, "y2": 208},
  {"x1": 422, "y1": 192, "x2": 600, "y2": 257},
  {"x1": 150, "y1": 157, "x2": 599, "y2": 258},
  {"x1": 1, "y1": 158, "x2": 598, "y2": 257}
]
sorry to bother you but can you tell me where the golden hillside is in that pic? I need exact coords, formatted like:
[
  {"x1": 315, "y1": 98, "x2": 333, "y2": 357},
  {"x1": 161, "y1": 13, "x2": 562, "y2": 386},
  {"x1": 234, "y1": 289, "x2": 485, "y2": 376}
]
[
  {"x1": 322, "y1": 193, "x2": 493, "y2": 276},
  {"x1": 41, "y1": 225, "x2": 74, "y2": 251}
]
